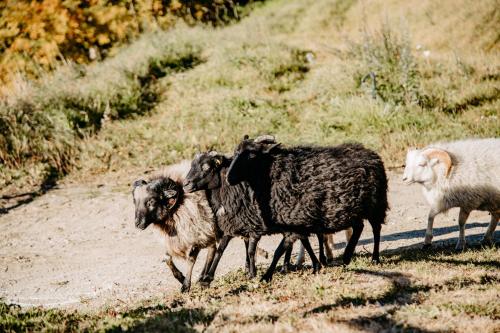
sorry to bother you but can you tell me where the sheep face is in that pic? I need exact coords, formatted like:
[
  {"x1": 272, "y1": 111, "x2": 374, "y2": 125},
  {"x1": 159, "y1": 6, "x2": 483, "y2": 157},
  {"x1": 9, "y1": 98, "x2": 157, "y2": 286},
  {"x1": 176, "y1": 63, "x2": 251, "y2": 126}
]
[
  {"x1": 227, "y1": 135, "x2": 280, "y2": 185},
  {"x1": 132, "y1": 178, "x2": 181, "y2": 229},
  {"x1": 402, "y1": 150, "x2": 438, "y2": 185},
  {"x1": 183, "y1": 152, "x2": 224, "y2": 193}
]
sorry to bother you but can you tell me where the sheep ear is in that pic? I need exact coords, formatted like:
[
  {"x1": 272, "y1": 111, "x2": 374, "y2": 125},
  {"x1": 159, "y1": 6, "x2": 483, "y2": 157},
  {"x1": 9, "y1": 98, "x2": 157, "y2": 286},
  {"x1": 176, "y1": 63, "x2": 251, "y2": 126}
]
[
  {"x1": 132, "y1": 179, "x2": 147, "y2": 189},
  {"x1": 428, "y1": 158, "x2": 439, "y2": 167},
  {"x1": 243, "y1": 134, "x2": 249, "y2": 140}
]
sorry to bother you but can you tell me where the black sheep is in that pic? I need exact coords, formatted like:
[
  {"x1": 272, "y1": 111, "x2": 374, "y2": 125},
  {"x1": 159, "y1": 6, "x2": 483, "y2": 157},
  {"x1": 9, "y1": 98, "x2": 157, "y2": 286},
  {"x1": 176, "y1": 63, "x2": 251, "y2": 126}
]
[
  {"x1": 226, "y1": 136, "x2": 388, "y2": 282},
  {"x1": 183, "y1": 152, "x2": 323, "y2": 283}
]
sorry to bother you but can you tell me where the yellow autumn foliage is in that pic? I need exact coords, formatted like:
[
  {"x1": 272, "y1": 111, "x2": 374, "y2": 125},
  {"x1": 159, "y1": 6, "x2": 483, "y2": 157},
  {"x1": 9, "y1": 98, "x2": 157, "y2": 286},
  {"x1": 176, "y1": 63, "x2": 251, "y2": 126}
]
[{"x1": 0, "y1": 0, "x2": 257, "y2": 86}]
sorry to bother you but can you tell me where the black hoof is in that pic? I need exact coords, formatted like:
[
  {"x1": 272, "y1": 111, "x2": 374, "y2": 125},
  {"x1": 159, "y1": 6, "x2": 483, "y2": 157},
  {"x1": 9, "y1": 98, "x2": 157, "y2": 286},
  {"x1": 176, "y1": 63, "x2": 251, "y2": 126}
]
[
  {"x1": 280, "y1": 264, "x2": 293, "y2": 274},
  {"x1": 197, "y1": 279, "x2": 211, "y2": 288},
  {"x1": 180, "y1": 285, "x2": 190, "y2": 293},
  {"x1": 197, "y1": 276, "x2": 213, "y2": 286},
  {"x1": 371, "y1": 258, "x2": 381, "y2": 265},
  {"x1": 481, "y1": 239, "x2": 493, "y2": 248},
  {"x1": 312, "y1": 263, "x2": 322, "y2": 274},
  {"x1": 260, "y1": 274, "x2": 273, "y2": 283},
  {"x1": 422, "y1": 243, "x2": 432, "y2": 250}
]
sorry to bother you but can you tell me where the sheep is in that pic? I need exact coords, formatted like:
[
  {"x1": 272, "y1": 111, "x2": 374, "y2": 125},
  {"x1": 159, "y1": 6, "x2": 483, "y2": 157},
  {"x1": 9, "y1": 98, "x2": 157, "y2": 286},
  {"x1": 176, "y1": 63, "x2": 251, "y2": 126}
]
[
  {"x1": 132, "y1": 160, "x2": 217, "y2": 292},
  {"x1": 226, "y1": 135, "x2": 389, "y2": 282},
  {"x1": 402, "y1": 138, "x2": 500, "y2": 250},
  {"x1": 183, "y1": 151, "x2": 325, "y2": 283}
]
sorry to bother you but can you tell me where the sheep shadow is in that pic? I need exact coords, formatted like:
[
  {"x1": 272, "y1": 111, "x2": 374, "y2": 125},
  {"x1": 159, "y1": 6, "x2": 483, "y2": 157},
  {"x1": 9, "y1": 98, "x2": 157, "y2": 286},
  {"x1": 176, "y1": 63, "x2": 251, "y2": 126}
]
[
  {"x1": 107, "y1": 305, "x2": 217, "y2": 333},
  {"x1": 381, "y1": 241, "x2": 500, "y2": 270},
  {"x1": 332, "y1": 222, "x2": 499, "y2": 249},
  {"x1": 304, "y1": 270, "x2": 443, "y2": 333}
]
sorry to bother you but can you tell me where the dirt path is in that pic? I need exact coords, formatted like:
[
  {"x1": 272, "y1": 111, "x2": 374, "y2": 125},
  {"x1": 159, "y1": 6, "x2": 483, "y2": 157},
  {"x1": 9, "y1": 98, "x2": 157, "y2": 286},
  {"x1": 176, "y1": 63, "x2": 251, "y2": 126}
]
[{"x1": 0, "y1": 173, "x2": 496, "y2": 310}]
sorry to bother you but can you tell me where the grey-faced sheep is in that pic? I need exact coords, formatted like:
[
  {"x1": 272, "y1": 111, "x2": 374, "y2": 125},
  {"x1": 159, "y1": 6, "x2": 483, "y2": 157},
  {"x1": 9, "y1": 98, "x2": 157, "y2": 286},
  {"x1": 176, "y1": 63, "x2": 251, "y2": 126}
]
[
  {"x1": 226, "y1": 136, "x2": 389, "y2": 282},
  {"x1": 132, "y1": 160, "x2": 217, "y2": 292},
  {"x1": 402, "y1": 138, "x2": 500, "y2": 250},
  {"x1": 183, "y1": 151, "x2": 324, "y2": 283}
]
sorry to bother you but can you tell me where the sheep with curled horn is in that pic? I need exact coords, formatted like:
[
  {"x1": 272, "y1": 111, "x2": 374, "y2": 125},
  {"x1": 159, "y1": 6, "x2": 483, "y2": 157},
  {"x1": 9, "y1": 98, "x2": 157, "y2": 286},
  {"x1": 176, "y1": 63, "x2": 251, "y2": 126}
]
[
  {"x1": 403, "y1": 138, "x2": 500, "y2": 250},
  {"x1": 226, "y1": 135, "x2": 388, "y2": 282},
  {"x1": 253, "y1": 135, "x2": 347, "y2": 269},
  {"x1": 183, "y1": 144, "x2": 323, "y2": 284},
  {"x1": 132, "y1": 160, "x2": 217, "y2": 292}
]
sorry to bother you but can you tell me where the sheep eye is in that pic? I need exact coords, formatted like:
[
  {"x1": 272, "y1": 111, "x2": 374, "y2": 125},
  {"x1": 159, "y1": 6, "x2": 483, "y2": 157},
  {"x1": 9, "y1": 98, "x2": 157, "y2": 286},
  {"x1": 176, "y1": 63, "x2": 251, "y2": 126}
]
[
  {"x1": 248, "y1": 152, "x2": 256, "y2": 159},
  {"x1": 418, "y1": 161, "x2": 426, "y2": 167},
  {"x1": 147, "y1": 199, "x2": 156, "y2": 209}
]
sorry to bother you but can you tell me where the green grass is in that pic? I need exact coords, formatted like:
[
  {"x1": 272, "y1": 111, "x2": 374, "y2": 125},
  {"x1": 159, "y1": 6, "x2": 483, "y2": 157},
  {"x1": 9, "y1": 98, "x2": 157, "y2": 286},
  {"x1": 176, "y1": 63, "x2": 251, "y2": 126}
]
[
  {"x1": 1, "y1": 244, "x2": 498, "y2": 332},
  {"x1": 1, "y1": 0, "x2": 499, "y2": 193}
]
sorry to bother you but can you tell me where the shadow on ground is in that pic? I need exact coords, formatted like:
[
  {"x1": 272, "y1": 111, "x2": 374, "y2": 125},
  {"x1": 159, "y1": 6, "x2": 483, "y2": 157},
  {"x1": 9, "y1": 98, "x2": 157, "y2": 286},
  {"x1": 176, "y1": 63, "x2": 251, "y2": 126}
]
[
  {"x1": 0, "y1": 167, "x2": 59, "y2": 215},
  {"x1": 333, "y1": 223, "x2": 499, "y2": 249},
  {"x1": 303, "y1": 269, "x2": 443, "y2": 332},
  {"x1": 106, "y1": 306, "x2": 216, "y2": 333}
]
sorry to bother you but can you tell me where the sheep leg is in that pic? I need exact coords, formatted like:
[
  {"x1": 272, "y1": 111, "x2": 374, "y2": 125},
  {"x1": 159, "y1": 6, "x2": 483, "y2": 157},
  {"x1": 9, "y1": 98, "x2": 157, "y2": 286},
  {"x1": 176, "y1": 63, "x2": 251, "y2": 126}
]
[
  {"x1": 455, "y1": 208, "x2": 470, "y2": 251},
  {"x1": 181, "y1": 247, "x2": 200, "y2": 293},
  {"x1": 163, "y1": 254, "x2": 185, "y2": 284},
  {"x1": 423, "y1": 209, "x2": 438, "y2": 249},
  {"x1": 201, "y1": 235, "x2": 232, "y2": 284},
  {"x1": 244, "y1": 237, "x2": 250, "y2": 274},
  {"x1": 369, "y1": 220, "x2": 382, "y2": 263},
  {"x1": 324, "y1": 234, "x2": 334, "y2": 264},
  {"x1": 247, "y1": 236, "x2": 259, "y2": 278},
  {"x1": 316, "y1": 233, "x2": 327, "y2": 266},
  {"x1": 261, "y1": 235, "x2": 297, "y2": 282},
  {"x1": 342, "y1": 220, "x2": 364, "y2": 266},
  {"x1": 281, "y1": 244, "x2": 293, "y2": 273},
  {"x1": 295, "y1": 242, "x2": 305, "y2": 267},
  {"x1": 481, "y1": 211, "x2": 499, "y2": 246},
  {"x1": 198, "y1": 244, "x2": 216, "y2": 284},
  {"x1": 301, "y1": 237, "x2": 321, "y2": 273}
]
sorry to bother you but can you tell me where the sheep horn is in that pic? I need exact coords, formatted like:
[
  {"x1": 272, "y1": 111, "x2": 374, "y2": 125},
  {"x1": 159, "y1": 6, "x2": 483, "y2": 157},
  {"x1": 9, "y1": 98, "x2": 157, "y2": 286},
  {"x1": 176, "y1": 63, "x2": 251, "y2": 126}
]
[
  {"x1": 254, "y1": 135, "x2": 276, "y2": 143},
  {"x1": 422, "y1": 148, "x2": 452, "y2": 177}
]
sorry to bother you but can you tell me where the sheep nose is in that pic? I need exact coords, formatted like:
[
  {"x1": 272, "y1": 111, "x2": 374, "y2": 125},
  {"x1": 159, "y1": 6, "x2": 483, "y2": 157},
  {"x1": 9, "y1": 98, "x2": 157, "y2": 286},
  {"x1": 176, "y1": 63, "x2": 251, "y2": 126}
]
[{"x1": 402, "y1": 176, "x2": 407, "y2": 182}]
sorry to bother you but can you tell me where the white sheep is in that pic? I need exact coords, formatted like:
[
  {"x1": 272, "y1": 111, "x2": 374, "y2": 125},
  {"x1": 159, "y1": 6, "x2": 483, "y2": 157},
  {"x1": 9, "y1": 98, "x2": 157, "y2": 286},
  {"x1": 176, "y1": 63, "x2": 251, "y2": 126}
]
[{"x1": 403, "y1": 138, "x2": 500, "y2": 250}]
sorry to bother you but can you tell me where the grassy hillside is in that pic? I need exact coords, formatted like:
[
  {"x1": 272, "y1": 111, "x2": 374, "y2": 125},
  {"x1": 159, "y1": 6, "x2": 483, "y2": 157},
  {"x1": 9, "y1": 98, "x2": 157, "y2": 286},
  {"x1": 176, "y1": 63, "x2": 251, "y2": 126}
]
[
  {"x1": 0, "y1": 1, "x2": 499, "y2": 330},
  {"x1": 1, "y1": 0, "x2": 498, "y2": 195},
  {"x1": 2, "y1": 245, "x2": 499, "y2": 332}
]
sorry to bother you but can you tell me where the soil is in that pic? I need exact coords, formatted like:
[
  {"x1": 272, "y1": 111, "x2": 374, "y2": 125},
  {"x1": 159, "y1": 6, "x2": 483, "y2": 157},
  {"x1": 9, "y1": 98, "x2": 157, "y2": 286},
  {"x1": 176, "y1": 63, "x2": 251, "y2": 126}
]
[{"x1": 0, "y1": 173, "x2": 497, "y2": 310}]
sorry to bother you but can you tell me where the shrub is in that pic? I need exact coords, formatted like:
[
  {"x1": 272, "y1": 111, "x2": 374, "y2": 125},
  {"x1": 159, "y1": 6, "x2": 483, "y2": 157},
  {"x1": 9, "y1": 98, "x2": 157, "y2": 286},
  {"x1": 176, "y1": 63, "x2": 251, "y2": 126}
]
[
  {"x1": 0, "y1": 0, "x2": 263, "y2": 86},
  {"x1": 0, "y1": 32, "x2": 203, "y2": 184},
  {"x1": 349, "y1": 24, "x2": 426, "y2": 107}
]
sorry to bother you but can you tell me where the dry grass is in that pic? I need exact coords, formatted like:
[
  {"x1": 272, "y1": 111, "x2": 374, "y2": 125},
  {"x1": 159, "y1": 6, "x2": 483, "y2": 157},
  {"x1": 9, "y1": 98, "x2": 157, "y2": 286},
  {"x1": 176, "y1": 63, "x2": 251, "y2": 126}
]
[
  {"x1": 2, "y1": 244, "x2": 499, "y2": 332},
  {"x1": 1, "y1": 0, "x2": 499, "y2": 194}
]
